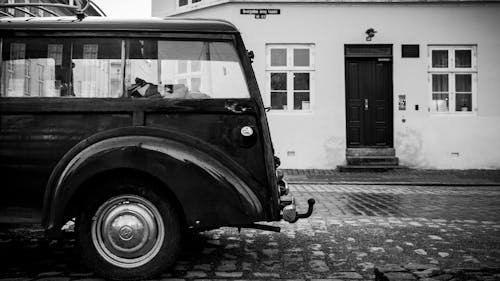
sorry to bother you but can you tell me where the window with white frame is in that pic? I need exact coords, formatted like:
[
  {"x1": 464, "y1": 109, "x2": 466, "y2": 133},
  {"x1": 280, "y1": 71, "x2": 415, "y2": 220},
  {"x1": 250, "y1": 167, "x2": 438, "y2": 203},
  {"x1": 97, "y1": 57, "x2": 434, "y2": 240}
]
[
  {"x1": 7, "y1": 43, "x2": 25, "y2": 94},
  {"x1": 178, "y1": 0, "x2": 201, "y2": 8},
  {"x1": 24, "y1": 59, "x2": 31, "y2": 95},
  {"x1": 266, "y1": 44, "x2": 314, "y2": 111},
  {"x1": 176, "y1": 60, "x2": 201, "y2": 92},
  {"x1": 428, "y1": 45, "x2": 477, "y2": 113},
  {"x1": 37, "y1": 63, "x2": 45, "y2": 96}
]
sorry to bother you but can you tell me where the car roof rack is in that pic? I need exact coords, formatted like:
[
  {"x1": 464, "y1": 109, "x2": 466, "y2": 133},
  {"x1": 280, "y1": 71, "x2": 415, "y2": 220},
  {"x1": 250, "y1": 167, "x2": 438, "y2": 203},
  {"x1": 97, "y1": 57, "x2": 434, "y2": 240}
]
[{"x1": 0, "y1": 0, "x2": 105, "y2": 19}]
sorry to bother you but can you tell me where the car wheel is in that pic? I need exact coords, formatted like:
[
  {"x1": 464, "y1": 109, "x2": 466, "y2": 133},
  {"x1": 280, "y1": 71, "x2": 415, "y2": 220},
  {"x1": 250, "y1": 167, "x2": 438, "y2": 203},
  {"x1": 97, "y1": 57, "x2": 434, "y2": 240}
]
[{"x1": 77, "y1": 181, "x2": 181, "y2": 280}]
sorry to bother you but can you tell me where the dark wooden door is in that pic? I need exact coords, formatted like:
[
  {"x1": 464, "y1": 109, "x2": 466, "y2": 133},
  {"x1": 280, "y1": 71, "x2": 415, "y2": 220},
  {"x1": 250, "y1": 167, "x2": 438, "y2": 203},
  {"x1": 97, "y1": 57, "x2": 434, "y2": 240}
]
[{"x1": 345, "y1": 57, "x2": 392, "y2": 147}]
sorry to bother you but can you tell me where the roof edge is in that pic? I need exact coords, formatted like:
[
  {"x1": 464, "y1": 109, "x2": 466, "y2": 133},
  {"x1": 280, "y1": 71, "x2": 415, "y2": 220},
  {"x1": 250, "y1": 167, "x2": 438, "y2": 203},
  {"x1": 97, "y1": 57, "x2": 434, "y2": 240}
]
[
  {"x1": 167, "y1": 0, "x2": 500, "y2": 16},
  {"x1": 163, "y1": 16, "x2": 239, "y2": 31},
  {"x1": 0, "y1": 16, "x2": 240, "y2": 33}
]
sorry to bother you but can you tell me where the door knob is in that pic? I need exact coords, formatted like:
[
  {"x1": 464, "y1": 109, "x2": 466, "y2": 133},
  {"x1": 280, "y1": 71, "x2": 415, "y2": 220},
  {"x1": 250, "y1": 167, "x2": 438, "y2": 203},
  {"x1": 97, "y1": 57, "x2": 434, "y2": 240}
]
[{"x1": 364, "y1": 99, "x2": 369, "y2": 110}]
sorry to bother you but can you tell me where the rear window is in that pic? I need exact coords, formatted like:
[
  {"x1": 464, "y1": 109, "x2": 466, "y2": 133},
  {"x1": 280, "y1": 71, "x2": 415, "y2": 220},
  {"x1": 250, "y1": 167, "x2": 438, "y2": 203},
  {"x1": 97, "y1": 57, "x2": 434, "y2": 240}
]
[{"x1": 0, "y1": 37, "x2": 250, "y2": 99}]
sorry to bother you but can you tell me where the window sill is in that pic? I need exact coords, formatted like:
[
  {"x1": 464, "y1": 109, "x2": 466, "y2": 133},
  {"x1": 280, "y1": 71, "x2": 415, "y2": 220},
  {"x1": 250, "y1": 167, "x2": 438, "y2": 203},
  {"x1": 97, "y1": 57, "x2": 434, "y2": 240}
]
[{"x1": 429, "y1": 111, "x2": 477, "y2": 117}]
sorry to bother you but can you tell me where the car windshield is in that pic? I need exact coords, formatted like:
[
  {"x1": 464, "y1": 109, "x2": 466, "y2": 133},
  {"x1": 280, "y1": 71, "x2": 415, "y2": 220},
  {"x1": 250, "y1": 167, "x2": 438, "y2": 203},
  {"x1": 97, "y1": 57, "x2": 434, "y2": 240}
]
[{"x1": 0, "y1": 38, "x2": 250, "y2": 99}]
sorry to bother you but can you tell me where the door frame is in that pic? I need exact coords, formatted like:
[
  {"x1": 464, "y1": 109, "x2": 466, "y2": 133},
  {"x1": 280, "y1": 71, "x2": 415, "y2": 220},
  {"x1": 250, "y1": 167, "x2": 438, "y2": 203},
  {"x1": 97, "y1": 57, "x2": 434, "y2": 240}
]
[{"x1": 344, "y1": 44, "x2": 394, "y2": 148}]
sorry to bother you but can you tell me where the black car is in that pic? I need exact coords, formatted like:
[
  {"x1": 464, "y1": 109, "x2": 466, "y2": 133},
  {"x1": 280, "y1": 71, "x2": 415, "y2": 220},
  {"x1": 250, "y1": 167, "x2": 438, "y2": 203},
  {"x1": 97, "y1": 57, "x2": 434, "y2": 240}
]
[{"x1": 0, "y1": 16, "x2": 314, "y2": 280}]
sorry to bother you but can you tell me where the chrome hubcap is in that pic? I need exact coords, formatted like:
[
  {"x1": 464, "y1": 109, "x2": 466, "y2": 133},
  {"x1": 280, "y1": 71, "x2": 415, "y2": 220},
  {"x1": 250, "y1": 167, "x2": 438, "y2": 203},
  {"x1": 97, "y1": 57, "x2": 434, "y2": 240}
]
[{"x1": 91, "y1": 195, "x2": 164, "y2": 268}]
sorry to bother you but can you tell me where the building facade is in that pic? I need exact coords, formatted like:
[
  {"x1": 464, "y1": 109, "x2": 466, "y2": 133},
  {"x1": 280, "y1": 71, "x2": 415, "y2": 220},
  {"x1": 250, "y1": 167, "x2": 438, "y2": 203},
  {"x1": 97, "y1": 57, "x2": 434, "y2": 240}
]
[{"x1": 152, "y1": 0, "x2": 500, "y2": 169}]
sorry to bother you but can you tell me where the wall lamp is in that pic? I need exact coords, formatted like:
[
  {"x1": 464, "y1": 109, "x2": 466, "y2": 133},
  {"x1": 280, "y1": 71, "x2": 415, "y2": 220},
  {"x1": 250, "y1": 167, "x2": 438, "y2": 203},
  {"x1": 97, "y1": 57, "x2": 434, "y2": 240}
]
[{"x1": 365, "y1": 28, "x2": 377, "y2": 41}]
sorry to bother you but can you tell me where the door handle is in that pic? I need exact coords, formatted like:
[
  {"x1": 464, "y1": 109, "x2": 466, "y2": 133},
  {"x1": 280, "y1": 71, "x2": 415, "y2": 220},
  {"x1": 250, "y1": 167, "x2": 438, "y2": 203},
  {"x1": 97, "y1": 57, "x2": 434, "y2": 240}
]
[
  {"x1": 364, "y1": 99, "x2": 369, "y2": 110},
  {"x1": 225, "y1": 102, "x2": 250, "y2": 114}
]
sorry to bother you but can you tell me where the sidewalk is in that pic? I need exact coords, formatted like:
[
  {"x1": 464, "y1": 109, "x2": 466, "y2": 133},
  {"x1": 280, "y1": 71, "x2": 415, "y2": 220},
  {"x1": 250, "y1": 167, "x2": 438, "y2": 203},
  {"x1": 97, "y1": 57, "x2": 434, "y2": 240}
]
[{"x1": 281, "y1": 169, "x2": 500, "y2": 186}]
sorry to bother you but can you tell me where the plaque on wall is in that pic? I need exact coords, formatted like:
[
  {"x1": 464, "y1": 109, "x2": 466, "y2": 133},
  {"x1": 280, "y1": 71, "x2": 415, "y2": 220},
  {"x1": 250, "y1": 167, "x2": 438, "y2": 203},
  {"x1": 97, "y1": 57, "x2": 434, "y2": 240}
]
[
  {"x1": 402, "y1": 44, "x2": 419, "y2": 58},
  {"x1": 240, "y1": 8, "x2": 280, "y2": 19}
]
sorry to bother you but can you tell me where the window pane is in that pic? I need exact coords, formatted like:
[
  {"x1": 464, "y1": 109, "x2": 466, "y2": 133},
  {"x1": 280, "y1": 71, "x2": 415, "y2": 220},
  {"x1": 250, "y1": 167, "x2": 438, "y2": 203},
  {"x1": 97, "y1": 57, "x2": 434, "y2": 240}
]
[
  {"x1": 293, "y1": 48, "x2": 310, "y2": 67},
  {"x1": 294, "y1": 73, "x2": 309, "y2": 90},
  {"x1": 456, "y1": 94, "x2": 472, "y2": 112},
  {"x1": 10, "y1": 43, "x2": 25, "y2": 60},
  {"x1": 47, "y1": 44, "x2": 63, "y2": 66},
  {"x1": 179, "y1": 0, "x2": 188, "y2": 6},
  {"x1": 4, "y1": 42, "x2": 26, "y2": 96},
  {"x1": 294, "y1": 92, "x2": 310, "y2": 110},
  {"x1": 156, "y1": 40, "x2": 249, "y2": 99},
  {"x1": 178, "y1": 78, "x2": 187, "y2": 86},
  {"x1": 271, "y1": 48, "x2": 287, "y2": 67},
  {"x1": 83, "y1": 44, "x2": 98, "y2": 59},
  {"x1": 24, "y1": 60, "x2": 31, "y2": 95},
  {"x1": 191, "y1": 60, "x2": 201, "y2": 72},
  {"x1": 456, "y1": 74, "x2": 472, "y2": 92},
  {"x1": 178, "y1": 61, "x2": 187, "y2": 73},
  {"x1": 271, "y1": 92, "x2": 287, "y2": 110},
  {"x1": 432, "y1": 74, "x2": 449, "y2": 92},
  {"x1": 73, "y1": 39, "x2": 123, "y2": 98},
  {"x1": 193, "y1": 0, "x2": 202, "y2": 2},
  {"x1": 191, "y1": 77, "x2": 201, "y2": 92},
  {"x1": 455, "y1": 50, "x2": 471, "y2": 68},
  {"x1": 432, "y1": 50, "x2": 448, "y2": 68},
  {"x1": 432, "y1": 93, "x2": 449, "y2": 112},
  {"x1": 271, "y1": 72, "x2": 287, "y2": 90}
]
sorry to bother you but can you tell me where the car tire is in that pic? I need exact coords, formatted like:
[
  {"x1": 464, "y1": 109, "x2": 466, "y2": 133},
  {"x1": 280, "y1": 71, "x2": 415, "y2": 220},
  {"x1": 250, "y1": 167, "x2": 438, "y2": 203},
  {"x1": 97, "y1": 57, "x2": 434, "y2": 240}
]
[{"x1": 77, "y1": 178, "x2": 181, "y2": 280}]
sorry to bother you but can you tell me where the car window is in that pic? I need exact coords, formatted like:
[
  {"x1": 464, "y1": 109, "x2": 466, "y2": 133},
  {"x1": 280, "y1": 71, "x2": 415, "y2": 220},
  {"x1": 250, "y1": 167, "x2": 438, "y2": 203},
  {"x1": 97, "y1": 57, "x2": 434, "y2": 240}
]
[
  {"x1": 126, "y1": 39, "x2": 250, "y2": 99},
  {"x1": 72, "y1": 39, "x2": 123, "y2": 98},
  {"x1": 0, "y1": 38, "x2": 123, "y2": 98},
  {"x1": 1, "y1": 38, "x2": 250, "y2": 99}
]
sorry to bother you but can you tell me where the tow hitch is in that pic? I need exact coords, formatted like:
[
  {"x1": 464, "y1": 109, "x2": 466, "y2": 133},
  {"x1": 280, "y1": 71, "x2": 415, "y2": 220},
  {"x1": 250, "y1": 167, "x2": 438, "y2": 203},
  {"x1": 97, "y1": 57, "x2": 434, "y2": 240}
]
[
  {"x1": 281, "y1": 197, "x2": 316, "y2": 223},
  {"x1": 276, "y1": 174, "x2": 315, "y2": 223}
]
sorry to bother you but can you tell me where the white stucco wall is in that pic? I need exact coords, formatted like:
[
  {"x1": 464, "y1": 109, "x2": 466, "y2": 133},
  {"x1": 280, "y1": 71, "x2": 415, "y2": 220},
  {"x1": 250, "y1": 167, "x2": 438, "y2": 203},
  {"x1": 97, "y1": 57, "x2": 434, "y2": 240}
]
[
  {"x1": 153, "y1": 2, "x2": 500, "y2": 169},
  {"x1": 150, "y1": 0, "x2": 177, "y2": 18}
]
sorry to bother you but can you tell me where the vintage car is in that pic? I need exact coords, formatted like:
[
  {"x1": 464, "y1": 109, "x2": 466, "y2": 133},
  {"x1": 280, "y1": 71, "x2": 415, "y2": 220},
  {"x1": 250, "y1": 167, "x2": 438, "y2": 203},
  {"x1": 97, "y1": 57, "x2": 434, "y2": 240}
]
[{"x1": 0, "y1": 16, "x2": 314, "y2": 280}]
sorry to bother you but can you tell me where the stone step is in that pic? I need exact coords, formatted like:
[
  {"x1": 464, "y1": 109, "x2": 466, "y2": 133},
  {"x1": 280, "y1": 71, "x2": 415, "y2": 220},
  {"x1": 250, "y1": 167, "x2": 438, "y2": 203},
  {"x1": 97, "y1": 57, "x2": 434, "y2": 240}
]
[
  {"x1": 346, "y1": 148, "x2": 395, "y2": 157},
  {"x1": 337, "y1": 165, "x2": 408, "y2": 172},
  {"x1": 346, "y1": 156, "x2": 399, "y2": 166}
]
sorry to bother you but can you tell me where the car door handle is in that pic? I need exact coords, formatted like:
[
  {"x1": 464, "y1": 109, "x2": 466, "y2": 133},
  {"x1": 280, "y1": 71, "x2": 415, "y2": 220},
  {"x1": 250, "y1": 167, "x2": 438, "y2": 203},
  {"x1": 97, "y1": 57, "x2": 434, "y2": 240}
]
[
  {"x1": 225, "y1": 102, "x2": 250, "y2": 114},
  {"x1": 364, "y1": 99, "x2": 369, "y2": 110}
]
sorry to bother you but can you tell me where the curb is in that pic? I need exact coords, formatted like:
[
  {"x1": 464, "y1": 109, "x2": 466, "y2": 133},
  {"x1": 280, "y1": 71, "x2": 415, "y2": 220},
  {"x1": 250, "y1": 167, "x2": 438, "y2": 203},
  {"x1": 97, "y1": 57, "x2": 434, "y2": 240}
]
[
  {"x1": 374, "y1": 264, "x2": 500, "y2": 281},
  {"x1": 286, "y1": 181, "x2": 500, "y2": 186}
]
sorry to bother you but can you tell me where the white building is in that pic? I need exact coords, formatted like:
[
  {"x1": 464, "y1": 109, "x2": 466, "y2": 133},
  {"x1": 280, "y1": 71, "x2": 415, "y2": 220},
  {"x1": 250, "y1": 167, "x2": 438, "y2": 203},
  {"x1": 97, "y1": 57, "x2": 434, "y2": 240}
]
[{"x1": 152, "y1": 0, "x2": 500, "y2": 170}]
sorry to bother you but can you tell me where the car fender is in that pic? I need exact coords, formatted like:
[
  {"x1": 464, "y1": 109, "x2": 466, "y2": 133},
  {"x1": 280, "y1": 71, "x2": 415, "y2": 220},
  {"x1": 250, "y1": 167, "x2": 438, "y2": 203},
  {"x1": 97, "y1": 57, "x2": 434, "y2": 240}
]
[{"x1": 42, "y1": 127, "x2": 264, "y2": 235}]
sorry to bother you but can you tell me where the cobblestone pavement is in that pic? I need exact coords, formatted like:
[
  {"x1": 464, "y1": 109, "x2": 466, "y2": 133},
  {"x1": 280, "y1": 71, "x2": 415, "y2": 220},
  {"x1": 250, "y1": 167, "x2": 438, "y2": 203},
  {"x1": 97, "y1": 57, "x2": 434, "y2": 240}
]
[
  {"x1": 1, "y1": 184, "x2": 500, "y2": 280},
  {"x1": 291, "y1": 184, "x2": 500, "y2": 220}
]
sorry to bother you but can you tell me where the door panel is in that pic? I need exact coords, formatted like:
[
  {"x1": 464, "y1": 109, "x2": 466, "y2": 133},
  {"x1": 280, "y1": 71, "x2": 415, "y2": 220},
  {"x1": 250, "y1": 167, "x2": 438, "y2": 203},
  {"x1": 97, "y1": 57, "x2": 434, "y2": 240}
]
[
  {"x1": 373, "y1": 61, "x2": 392, "y2": 146},
  {"x1": 0, "y1": 112, "x2": 133, "y2": 209},
  {"x1": 349, "y1": 127, "x2": 361, "y2": 145},
  {"x1": 345, "y1": 56, "x2": 392, "y2": 147},
  {"x1": 346, "y1": 62, "x2": 364, "y2": 146}
]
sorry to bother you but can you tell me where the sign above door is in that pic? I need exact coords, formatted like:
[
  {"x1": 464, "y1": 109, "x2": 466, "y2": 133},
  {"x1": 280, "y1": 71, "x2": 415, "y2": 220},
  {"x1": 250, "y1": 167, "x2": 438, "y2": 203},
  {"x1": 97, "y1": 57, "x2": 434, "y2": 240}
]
[{"x1": 240, "y1": 8, "x2": 280, "y2": 19}]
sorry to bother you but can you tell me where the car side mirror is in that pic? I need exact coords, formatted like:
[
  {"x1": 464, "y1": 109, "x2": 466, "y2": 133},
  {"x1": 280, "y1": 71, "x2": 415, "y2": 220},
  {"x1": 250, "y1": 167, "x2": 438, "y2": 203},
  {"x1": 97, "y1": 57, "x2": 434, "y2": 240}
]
[{"x1": 247, "y1": 50, "x2": 255, "y2": 64}]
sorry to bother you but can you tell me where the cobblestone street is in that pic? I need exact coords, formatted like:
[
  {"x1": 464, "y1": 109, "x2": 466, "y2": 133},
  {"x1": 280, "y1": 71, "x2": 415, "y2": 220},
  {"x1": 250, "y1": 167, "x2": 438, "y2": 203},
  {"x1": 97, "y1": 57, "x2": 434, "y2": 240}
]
[{"x1": 1, "y1": 184, "x2": 500, "y2": 280}]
